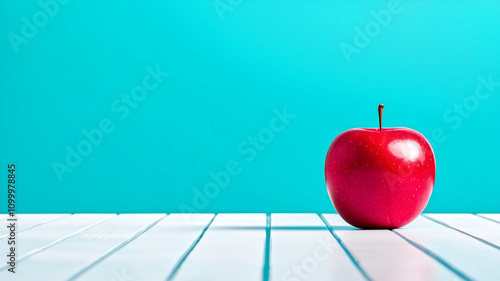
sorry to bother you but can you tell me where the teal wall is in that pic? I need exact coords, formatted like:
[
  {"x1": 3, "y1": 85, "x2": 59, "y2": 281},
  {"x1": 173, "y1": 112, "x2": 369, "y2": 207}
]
[{"x1": 1, "y1": 0, "x2": 499, "y2": 213}]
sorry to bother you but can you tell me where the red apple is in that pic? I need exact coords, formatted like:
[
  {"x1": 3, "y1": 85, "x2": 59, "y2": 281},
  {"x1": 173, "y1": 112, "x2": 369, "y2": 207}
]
[{"x1": 325, "y1": 105, "x2": 435, "y2": 228}]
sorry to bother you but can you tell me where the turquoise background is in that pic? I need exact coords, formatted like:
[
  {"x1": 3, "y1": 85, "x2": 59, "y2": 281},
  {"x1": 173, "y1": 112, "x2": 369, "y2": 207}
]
[{"x1": 1, "y1": 0, "x2": 499, "y2": 213}]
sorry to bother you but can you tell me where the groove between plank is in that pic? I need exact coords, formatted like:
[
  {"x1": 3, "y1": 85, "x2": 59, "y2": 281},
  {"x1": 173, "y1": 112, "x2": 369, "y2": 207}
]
[
  {"x1": 319, "y1": 214, "x2": 373, "y2": 281},
  {"x1": 476, "y1": 214, "x2": 500, "y2": 224},
  {"x1": 391, "y1": 230, "x2": 472, "y2": 281},
  {"x1": 67, "y1": 214, "x2": 167, "y2": 281},
  {"x1": 422, "y1": 215, "x2": 500, "y2": 251},
  {"x1": 262, "y1": 214, "x2": 271, "y2": 281},
  {"x1": 166, "y1": 214, "x2": 217, "y2": 281}
]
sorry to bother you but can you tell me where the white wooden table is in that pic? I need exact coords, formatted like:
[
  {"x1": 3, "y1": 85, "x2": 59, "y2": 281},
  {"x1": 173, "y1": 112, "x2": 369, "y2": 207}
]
[{"x1": 1, "y1": 213, "x2": 499, "y2": 281}]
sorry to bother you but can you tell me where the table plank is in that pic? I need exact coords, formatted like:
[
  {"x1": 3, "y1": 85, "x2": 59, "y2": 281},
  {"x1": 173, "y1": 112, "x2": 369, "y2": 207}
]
[
  {"x1": 477, "y1": 213, "x2": 500, "y2": 223},
  {"x1": 425, "y1": 214, "x2": 500, "y2": 248},
  {"x1": 0, "y1": 214, "x2": 67, "y2": 238},
  {"x1": 270, "y1": 214, "x2": 365, "y2": 281},
  {"x1": 394, "y1": 216, "x2": 500, "y2": 280},
  {"x1": 322, "y1": 214, "x2": 459, "y2": 281},
  {"x1": 171, "y1": 214, "x2": 267, "y2": 281},
  {"x1": 73, "y1": 214, "x2": 214, "y2": 281},
  {"x1": 0, "y1": 214, "x2": 164, "y2": 281}
]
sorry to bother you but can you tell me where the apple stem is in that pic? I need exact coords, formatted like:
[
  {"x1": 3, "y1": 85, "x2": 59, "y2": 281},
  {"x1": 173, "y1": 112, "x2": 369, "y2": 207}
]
[{"x1": 378, "y1": 104, "x2": 384, "y2": 131}]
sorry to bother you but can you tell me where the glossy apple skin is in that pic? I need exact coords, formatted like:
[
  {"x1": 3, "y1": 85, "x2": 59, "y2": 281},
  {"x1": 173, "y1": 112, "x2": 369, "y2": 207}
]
[{"x1": 325, "y1": 128, "x2": 435, "y2": 229}]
